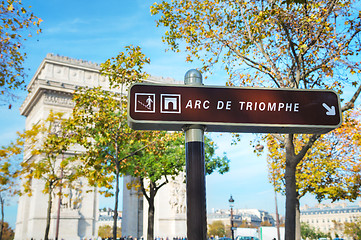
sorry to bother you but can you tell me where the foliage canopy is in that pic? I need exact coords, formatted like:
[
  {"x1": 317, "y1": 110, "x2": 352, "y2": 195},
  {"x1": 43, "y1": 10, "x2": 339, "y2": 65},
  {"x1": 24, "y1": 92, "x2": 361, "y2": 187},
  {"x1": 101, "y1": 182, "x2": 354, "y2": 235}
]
[
  {"x1": 0, "y1": 0, "x2": 42, "y2": 105},
  {"x1": 151, "y1": 1, "x2": 361, "y2": 239},
  {"x1": 268, "y1": 108, "x2": 361, "y2": 202}
]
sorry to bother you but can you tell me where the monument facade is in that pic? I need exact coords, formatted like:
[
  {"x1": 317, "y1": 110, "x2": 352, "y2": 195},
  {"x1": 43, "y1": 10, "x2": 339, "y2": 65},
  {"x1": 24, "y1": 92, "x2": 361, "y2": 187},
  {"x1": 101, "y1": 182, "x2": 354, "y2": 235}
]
[
  {"x1": 15, "y1": 54, "x2": 187, "y2": 240},
  {"x1": 143, "y1": 173, "x2": 187, "y2": 239},
  {"x1": 15, "y1": 54, "x2": 104, "y2": 240}
]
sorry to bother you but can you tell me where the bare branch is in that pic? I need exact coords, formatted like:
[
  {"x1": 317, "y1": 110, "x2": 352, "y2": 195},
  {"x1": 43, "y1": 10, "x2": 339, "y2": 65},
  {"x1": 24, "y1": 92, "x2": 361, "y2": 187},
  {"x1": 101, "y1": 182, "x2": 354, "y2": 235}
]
[
  {"x1": 302, "y1": 28, "x2": 361, "y2": 81},
  {"x1": 342, "y1": 83, "x2": 361, "y2": 112},
  {"x1": 140, "y1": 178, "x2": 150, "y2": 203},
  {"x1": 295, "y1": 134, "x2": 321, "y2": 164},
  {"x1": 221, "y1": 39, "x2": 281, "y2": 87},
  {"x1": 239, "y1": 5, "x2": 283, "y2": 86}
]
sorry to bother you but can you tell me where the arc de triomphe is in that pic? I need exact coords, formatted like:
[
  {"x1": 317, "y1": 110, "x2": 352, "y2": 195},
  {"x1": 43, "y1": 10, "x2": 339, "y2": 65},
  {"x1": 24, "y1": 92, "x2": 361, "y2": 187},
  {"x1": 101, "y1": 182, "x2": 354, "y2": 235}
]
[{"x1": 15, "y1": 54, "x2": 186, "y2": 240}]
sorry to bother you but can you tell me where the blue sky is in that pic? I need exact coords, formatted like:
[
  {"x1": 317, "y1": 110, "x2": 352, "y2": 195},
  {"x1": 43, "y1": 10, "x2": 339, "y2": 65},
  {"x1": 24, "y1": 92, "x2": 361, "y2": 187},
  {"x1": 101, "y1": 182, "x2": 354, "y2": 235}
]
[{"x1": 0, "y1": 0, "x2": 355, "y2": 229}]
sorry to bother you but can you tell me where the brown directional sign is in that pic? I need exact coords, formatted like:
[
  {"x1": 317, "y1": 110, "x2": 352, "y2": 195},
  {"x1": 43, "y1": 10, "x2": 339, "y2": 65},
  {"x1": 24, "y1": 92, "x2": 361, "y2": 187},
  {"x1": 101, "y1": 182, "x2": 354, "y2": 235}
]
[{"x1": 128, "y1": 83, "x2": 342, "y2": 134}]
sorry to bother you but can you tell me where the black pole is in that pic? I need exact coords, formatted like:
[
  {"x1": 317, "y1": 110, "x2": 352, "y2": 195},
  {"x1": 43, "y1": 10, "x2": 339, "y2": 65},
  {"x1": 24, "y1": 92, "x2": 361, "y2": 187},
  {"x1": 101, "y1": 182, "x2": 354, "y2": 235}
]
[
  {"x1": 231, "y1": 207, "x2": 234, "y2": 240},
  {"x1": 184, "y1": 69, "x2": 207, "y2": 240},
  {"x1": 229, "y1": 195, "x2": 235, "y2": 240}
]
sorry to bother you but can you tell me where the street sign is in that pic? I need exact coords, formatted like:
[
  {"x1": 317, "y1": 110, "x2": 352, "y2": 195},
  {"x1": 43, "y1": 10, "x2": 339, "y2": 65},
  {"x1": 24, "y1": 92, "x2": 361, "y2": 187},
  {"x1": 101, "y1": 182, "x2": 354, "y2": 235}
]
[{"x1": 128, "y1": 83, "x2": 342, "y2": 134}]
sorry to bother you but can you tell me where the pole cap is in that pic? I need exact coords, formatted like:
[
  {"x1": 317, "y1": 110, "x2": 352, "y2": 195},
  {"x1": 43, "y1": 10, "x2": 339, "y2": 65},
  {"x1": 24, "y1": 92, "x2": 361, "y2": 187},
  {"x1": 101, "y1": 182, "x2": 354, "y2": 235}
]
[{"x1": 184, "y1": 69, "x2": 203, "y2": 85}]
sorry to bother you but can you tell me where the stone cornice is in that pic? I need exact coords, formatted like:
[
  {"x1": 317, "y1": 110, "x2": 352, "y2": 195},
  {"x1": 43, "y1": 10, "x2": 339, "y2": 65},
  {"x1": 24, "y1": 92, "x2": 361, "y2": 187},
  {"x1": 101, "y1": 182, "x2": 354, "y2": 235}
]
[
  {"x1": 43, "y1": 90, "x2": 74, "y2": 108},
  {"x1": 20, "y1": 53, "x2": 180, "y2": 117},
  {"x1": 26, "y1": 54, "x2": 102, "y2": 92},
  {"x1": 45, "y1": 53, "x2": 101, "y2": 69},
  {"x1": 20, "y1": 79, "x2": 76, "y2": 116}
]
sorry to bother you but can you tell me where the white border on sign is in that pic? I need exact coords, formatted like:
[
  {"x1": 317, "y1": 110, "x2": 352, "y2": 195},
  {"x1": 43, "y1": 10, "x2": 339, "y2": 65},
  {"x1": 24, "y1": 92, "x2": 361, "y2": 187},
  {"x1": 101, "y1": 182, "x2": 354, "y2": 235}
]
[
  {"x1": 135, "y1": 93, "x2": 155, "y2": 113},
  {"x1": 160, "y1": 94, "x2": 181, "y2": 114}
]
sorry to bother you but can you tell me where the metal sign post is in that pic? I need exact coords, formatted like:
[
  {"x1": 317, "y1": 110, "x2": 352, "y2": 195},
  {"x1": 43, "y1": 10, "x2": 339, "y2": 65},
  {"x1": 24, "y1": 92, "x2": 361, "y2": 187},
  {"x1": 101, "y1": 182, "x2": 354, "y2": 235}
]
[{"x1": 183, "y1": 70, "x2": 207, "y2": 240}]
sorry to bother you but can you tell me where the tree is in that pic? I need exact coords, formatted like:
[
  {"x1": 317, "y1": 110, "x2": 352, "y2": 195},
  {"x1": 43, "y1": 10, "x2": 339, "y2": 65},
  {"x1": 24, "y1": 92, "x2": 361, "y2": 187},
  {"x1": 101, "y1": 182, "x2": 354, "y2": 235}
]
[
  {"x1": 267, "y1": 108, "x2": 361, "y2": 237},
  {"x1": 204, "y1": 136, "x2": 230, "y2": 175},
  {"x1": 98, "y1": 225, "x2": 121, "y2": 239},
  {"x1": 343, "y1": 217, "x2": 361, "y2": 239},
  {"x1": 21, "y1": 111, "x2": 74, "y2": 240},
  {"x1": 67, "y1": 45, "x2": 150, "y2": 240},
  {"x1": 260, "y1": 220, "x2": 273, "y2": 226},
  {"x1": 127, "y1": 132, "x2": 229, "y2": 240},
  {"x1": 0, "y1": 132, "x2": 23, "y2": 240},
  {"x1": 98, "y1": 225, "x2": 112, "y2": 239},
  {"x1": 69, "y1": 87, "x2": 139, "y2": 240},
  {"x1": 237, "y1": 220, "x2": 258, "y2": 229},
  {"x1": 301, "y1": 222, "x2": 330, "y2": 240},
  {"x1": 0, "y1": 221, "x2": 14, "y2": 240},
  {"x1": 0, "y1": 0, "x2": 42, "y2": 107},
  {"x1": 151, "y1": 1, "x2": 361, "y2": 239},
  {"x1": 208, "y1": 220, "x2": 226, "y2": 238},
  {"x1": 130, "y1": 131, "x2": 185, "y2": 240},
  {"x1": 332, "y1": 220, "x2": 344, "y2": 238}
]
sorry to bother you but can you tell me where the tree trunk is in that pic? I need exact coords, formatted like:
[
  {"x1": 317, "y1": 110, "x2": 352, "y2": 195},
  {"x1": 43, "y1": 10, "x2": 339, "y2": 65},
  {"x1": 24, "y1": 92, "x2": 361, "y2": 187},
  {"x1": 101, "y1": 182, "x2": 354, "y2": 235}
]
[
  {"x1": 45, "y1": 188, "x2": 53, "y2": 240},
  {"x1": 285, "y1": 161, "x2": 297, "y2": 240},
  {"x1": 284, "y1": 134, "x2": 297, "y2": 240},
  {"x1": 274, "y1": 190, "x2": 281, "y2": 240},
  {"x1": 113, "y1": 142, "x2": 120, "y2": 240},
  {"x1": 147, "y1": 181, "x2": 156, "y2": 240},
  {"x1": 55, "y1": 168, "x2": 63, "y2": 240},
  {"x1": 140, "y1": 178, "x2": 168, "y2": 240},
  {"x1": 0, "y1": 195, "x2": 4, "y2": 240},
  {"x1": 296, "y1": 197, "x2": 301, "y2": 240}
]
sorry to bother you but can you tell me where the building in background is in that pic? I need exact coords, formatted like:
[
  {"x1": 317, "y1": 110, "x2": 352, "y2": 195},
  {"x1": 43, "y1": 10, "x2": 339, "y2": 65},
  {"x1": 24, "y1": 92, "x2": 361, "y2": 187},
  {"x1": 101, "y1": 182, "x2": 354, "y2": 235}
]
[
  {"x1": 97, "y1": 208, "x2": 122, "y2": 228},
  {"x1": 207, "y1": 209, "x2": 283, "y2": 240},
  {"x1": 207, "y1": 208, "x2": 276, "y2": 227},
  {"x1": 300, "y1": 202, "x2": 361, "y2": 238}
]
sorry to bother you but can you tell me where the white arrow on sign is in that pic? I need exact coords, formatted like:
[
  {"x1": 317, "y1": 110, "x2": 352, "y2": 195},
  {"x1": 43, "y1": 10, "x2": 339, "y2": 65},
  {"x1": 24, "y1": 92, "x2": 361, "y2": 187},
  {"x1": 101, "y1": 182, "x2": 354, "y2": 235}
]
[{"x1": 322, "y1": 103, "x2": 336, "y2": 116}]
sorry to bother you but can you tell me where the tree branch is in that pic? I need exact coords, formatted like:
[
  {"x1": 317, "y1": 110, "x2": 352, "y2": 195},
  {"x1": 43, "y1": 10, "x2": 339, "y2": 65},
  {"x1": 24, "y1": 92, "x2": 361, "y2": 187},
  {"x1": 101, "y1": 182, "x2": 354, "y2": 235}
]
[
  {"x1": 301, "y1": 0, "x2": 337, "y2": 56},
  {"x1": 221, "y1": 39, "x2": 281, "y2": 87},
  {"x1": 140, "y1": 178, "x2": 150, "y2": 203},
  {"x1": 295, "y1": 134, "x2": 321, "y2": 164},
  {"x1": 342, "y1": 83, "x2": 361, "y2": 112},
  {"x1": 277, "y1": 17, "x2": 300, "y2": 87},
  {"x1": 155, "y1": 177, "x2": 169, "y2": 195},
  {"x1": 302, "y1": 27, "x2": 361, "y2": 82},
  {"x1": 239, "y1": 5, "x2": 283, "y2": 86}
]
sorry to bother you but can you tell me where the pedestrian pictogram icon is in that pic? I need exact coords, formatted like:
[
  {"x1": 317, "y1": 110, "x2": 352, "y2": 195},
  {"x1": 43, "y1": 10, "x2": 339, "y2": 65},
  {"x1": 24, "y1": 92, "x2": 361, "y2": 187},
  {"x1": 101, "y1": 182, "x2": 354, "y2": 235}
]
[{"x1": 134, "y1": 93, "x2": 155, "y2": 113}]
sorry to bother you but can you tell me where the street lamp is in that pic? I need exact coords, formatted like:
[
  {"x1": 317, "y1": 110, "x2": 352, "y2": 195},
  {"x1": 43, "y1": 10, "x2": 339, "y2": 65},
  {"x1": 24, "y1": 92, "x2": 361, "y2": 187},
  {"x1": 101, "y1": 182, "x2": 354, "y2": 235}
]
[{"x1": 229, "y1": 195, "x2": 235, "y2": 240}]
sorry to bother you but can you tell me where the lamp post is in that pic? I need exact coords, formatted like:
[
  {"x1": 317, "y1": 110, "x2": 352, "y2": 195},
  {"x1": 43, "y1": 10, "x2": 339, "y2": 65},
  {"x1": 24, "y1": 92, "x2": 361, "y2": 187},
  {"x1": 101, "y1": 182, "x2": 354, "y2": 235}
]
[{"x1": 229, "y1": 195, "x2": 235, "y2": 240}]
